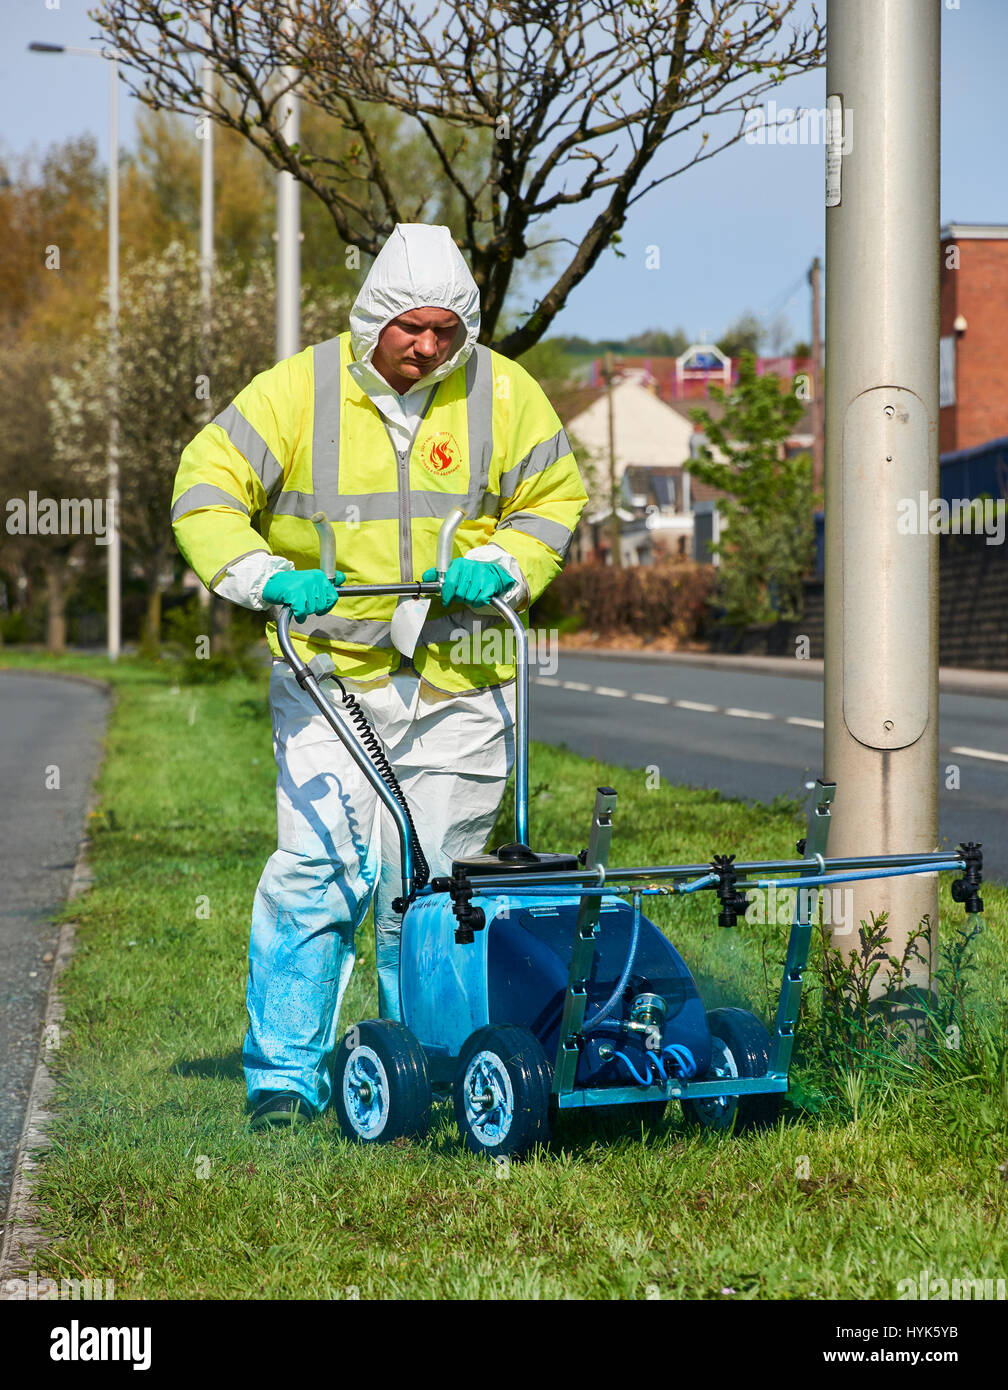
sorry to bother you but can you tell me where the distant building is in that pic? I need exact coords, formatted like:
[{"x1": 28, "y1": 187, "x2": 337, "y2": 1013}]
[
  {"x1": 940, "y1": 224, "x2": 1008, "y2": 453},
  {"x1": 588, "y1": 348, "x2": 815, "y2": 403},
  {"x1": 551, "y1": 352, "x2": 813, "y2": 565}
]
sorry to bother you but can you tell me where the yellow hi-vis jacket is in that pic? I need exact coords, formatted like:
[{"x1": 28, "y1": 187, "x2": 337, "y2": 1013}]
[{"x1": 171, "y1": 332, "x2": 588, "y2": 692}]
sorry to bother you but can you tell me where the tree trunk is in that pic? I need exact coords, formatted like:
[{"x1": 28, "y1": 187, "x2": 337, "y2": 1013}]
[
  {"x1": 141, "y1": 543, "x2": 173, "y2": 654},
  {"x1": 143, "y1": 582, "x2": 163, "y2": 654},
  {"x1": 211, "y1": 595, "x2": 233, "y2": 655},
  {"x1": 45, "y1": 557, "x2": 67, "y2": 654}
]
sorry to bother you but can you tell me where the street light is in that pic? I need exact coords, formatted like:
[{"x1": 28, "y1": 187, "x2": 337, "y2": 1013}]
[
  {"x1": 29, "y1": 40, "x2": 121, "y2": 662},
  {"x1": 824, "y1": 0, "x2": 940, "y2": 1000},
  {"x1": 30, "y1": 32, "x2": 219, "y2": 652},
  {"x1": 275, "y1": 24, "x2": 301, "y2": 361}
]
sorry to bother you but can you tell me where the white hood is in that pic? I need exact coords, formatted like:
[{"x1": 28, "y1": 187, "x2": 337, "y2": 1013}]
[{"x1": 348, "y1": 223, "x2": 481, "y2": 392}]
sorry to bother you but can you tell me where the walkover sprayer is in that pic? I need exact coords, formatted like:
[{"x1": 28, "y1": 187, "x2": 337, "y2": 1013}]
[{"x1": 276, "y1": 509, "x2": 985, "y2": 1159}]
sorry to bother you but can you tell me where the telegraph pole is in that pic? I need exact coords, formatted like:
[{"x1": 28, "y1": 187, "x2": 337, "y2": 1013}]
[
  {"x1": 106, "y1": 51, "x2": 121, "y2": 660},
  {"x1": 604, "y1": 352, "x2": 622, "y2": 567},
  {"x1": 824, "y1": 0, "x2": 941, "y2": 1008}
]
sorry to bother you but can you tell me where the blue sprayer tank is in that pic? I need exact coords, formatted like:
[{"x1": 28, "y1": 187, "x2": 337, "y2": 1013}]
[{"x1": 401, "y1": 891, "x2": 713, "y2": 1087}]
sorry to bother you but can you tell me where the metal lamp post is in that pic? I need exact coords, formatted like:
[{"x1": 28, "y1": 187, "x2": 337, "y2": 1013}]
[
  {"x1": 275, "y1": 22, "x2": 301, "y2": 362},
  {"x1": 29, "y1": 41, "x2": 121, "y2": 661},
  {"x1": 823, "y1": 1, "x2": 941, "y2": 1005}
]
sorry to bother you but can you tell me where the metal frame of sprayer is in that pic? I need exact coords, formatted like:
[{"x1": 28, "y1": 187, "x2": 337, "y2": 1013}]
[{"x1": 275, "y1": 508, "x2": 985, "y2": 1133}]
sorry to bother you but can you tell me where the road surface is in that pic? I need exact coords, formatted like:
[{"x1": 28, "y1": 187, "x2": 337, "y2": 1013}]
[
  {"x1": 529, "y1": 653, "x2": 1007, "y2": 883},
  {"x1": 0, "y1": 672, "x2": 109, "y2": 1219}
]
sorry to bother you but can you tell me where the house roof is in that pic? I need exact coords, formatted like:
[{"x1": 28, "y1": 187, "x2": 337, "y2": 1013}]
[
  {"x1": 548, "y1": 382, "x2": 607, "y2": 423},
  {"x1": 548, "y1": 370, "x2": 815, "y2": 438},
  {"x1": 940, "y1": 223, "x2": 1008, "y2": 240}
]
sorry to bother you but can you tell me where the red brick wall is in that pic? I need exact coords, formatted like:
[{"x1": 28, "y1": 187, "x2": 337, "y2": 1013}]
[{"x1": 940, "y1": 237, "x2": 1008, "y2": 453}]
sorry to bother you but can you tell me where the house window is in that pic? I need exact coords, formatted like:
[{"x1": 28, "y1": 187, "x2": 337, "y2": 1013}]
[{"x1": 939, "y1": 335, "x2": 956, "y2": 408}]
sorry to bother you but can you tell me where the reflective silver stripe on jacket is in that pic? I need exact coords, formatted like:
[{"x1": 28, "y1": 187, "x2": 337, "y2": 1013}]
[
  {"x1": 410, "y1": 490, "x2": 499, "y2": 521},
  {"x1": 292, "y1": 612, "x2": 395, "y2": 648},
  {"x1": 171, "y1": 483, "x2": 250, "y2": 524},
  {"x1": 211, "y1": 404, "x2": 284, "y2": 500},
  {"x1": 498, "y1": 427, "x2": 572, "y2": 499},
  {"x1": 269, "y1": 490, "x2": 323, "y2": 520},
  {"x1": 498, "y1": 510, "x2": 574, "y2": 559},
  {"x1": 289, "y1": 605, "x2": 508, "y2": 652},
  {"x1": 464, "y1": 345, "x2": 494, "y2": 518},
  {"x1": 267, "y1": 489, "x2": 499, "y2": 524},
  {"x1": 419, "y1": 609, "x2": 510, "y2": 647},
  {"x1": 311, "y1": 334, "x2": 344, "y2": 520}
]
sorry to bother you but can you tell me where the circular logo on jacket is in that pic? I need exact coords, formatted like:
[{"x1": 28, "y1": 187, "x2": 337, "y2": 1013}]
[{"x1": 420, "y1": 431, "x2": 463, "y2": 478}]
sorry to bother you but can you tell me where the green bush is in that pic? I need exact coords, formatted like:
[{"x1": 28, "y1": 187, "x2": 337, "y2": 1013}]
[
  {"x1": 533, "y1": 558, "x2": 715, "y2": 642},
  {"x1": 159, "y1": 598, "x2": 266, "y2": 682},
  {"x1": 0, "y1": 610, "x2": 31, "y2": 644}
]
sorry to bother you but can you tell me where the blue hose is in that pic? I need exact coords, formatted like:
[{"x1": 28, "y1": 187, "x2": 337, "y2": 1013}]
[
  {"x1": 612, "y1": 1051, "x2": 652, "y2": 1085},
  {"x1": 611, "y1": 1044, "x2": 698, "y2": 1088},
  {"x1": 662, "y1": 1043, "x2": 697, "y2": 1079}
]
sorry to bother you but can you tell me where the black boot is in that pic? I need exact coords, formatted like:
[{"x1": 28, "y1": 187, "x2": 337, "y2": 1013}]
[{"x1": 249, "y1": 1091, "x2": 317, "y2": 1131}]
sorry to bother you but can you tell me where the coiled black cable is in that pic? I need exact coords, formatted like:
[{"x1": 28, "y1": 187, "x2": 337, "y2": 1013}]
[{"x1": 328, "y1": 676, "x2": 431, "y2": 897}]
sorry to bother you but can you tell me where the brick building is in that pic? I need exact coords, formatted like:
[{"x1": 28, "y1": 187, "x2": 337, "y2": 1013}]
[{"x1": 939, "y1": 223, "x2": 1008, "y2": 453}]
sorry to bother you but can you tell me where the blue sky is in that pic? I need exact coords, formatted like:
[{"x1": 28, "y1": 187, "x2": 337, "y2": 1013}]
[{"x1": 2, "y1": 0, "x2": 1005, "y2": 347}]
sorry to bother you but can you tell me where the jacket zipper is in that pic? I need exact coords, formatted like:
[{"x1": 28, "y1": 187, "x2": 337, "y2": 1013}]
[{"x1": 384, "y1": 384, "x2": 439, "y2": 583}]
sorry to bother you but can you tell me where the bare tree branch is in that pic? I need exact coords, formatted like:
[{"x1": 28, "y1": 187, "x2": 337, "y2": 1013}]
[{"x1": 90, "y1": 0, "x2": 825, "y2": 351}]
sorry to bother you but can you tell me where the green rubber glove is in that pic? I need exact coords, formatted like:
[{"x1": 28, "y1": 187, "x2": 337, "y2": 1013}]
[
  {"x1": 422, "y1": 558, "x2": 514, "y2": 608},
  {"x1": 262, "y1": 568, "x2": 345, "y2": 622}
]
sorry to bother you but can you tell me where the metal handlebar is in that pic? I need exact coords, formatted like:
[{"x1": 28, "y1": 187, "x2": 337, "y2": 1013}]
[
  {"x1": 276, "y1": 605, "x2": 420, "y2": 905},
  {"x1": 275, "y1": 509, "x2": 531, "y2": 904},
  {"x1": 488, "y1": 594, "x2": 529, "y2": 847},
  {"x1": 436, "y1": 507, "x2": 463, "y2": 577},
  {"x1": 310, "y1": 507, "x2": 463, "y2": 586},
  {"x1": 310, "y1": 511, "x2": 338, "y2": 581}
]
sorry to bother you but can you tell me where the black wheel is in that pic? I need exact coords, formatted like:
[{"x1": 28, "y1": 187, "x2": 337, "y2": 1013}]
[
  {"x1": 681, "y1": 1007, "x2": 783, "y2": 1133},
  {"x1": 453, "y1": 1025, "x2": 552, "y2": 1159},
  {"x1": 331, "y1": 1019, "x2": 432, "y2": 1144}
]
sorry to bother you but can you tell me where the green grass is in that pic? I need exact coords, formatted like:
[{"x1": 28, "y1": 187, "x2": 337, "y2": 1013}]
[{"x1": 4, "y1": 649, "x2": 1008, "y2": 1299}]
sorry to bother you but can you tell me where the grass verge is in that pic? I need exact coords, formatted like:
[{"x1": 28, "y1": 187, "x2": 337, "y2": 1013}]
[{"x1": 3, "y1": 649, "x2": 1008, "y2": 1299}]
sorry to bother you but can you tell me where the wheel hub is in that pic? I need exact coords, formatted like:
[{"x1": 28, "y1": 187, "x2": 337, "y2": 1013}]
[
  {"x1": 692, "y1": 1040, "x2": 739, "y2": 1124},
  {"x1": 463, "y1": 1051, "x2": 515, "y2": 1146},
  {"x1": 343, "y1": 1046, "x2": 390, "y2": 1139}
]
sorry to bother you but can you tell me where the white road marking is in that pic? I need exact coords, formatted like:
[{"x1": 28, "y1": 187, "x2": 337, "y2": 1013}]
[
  {"x1": 538, "y1": 679, "x2": 827, "y2": 731},
  {"x1": 950, "y1": 745, "x2": 1008, "y2": 764}
]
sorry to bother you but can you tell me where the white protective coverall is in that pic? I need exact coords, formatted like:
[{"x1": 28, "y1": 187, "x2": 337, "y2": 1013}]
[{"x1": 228, "y1": 227, "x2": 527, "y2": 1112}]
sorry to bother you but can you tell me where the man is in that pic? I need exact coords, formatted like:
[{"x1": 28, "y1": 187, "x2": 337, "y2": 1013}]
[{"x1": 171, "y1": 223, "x2": 587, "y2": 1129}]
